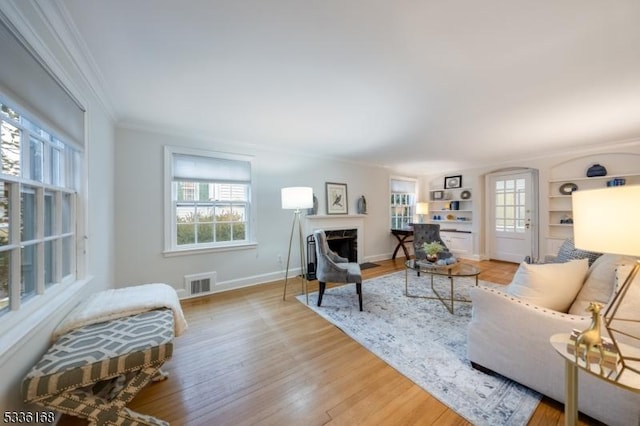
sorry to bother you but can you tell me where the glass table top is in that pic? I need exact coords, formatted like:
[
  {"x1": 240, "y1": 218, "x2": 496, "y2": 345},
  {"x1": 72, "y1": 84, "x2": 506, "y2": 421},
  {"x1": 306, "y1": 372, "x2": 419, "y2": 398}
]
[{"x1": 405, "y1": 259, "x2": 480, "y2": 277}]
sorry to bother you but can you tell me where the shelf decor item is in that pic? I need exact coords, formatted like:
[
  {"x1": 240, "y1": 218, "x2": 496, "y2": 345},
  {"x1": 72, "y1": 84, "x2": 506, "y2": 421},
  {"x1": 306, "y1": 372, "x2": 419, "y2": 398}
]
[
  {"x1": 559, "y1": 182, "x2": 578, "y2": 195},
  {"x1": 432, "y1": 190, "x2": 444, "y2": 200},
  {"x1": 586, "y1": 164, "x2": 607, "y2": 177},
  {"x1": 326, "y1": 182, "x2": 348, "y2": 215},
  {"x1": 573, "y1": 185, "x2": 640, "y2": 378},
  {"x1": 460, "y1": 190, "x2": 471, "y2": 199},
  {"x1": 444, "y1": 175, "x2": 462, "y2": 189}
]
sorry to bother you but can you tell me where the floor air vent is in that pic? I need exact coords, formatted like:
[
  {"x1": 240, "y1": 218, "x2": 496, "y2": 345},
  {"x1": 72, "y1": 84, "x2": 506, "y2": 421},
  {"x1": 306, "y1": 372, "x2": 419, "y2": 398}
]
[{"x1": 185, "y1": 272, "x2": 216, "y2": 297}]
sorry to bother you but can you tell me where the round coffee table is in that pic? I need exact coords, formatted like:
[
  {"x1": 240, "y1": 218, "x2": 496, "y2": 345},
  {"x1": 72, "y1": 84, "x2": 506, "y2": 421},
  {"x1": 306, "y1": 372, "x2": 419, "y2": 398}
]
[{"x1": 405, "y1": 259, "x2": 480, "y2": 314}]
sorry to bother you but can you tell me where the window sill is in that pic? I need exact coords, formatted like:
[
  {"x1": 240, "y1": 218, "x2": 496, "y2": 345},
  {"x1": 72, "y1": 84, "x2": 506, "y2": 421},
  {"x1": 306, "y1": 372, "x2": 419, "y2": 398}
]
[
  {"x1": 0, "y1": 275, "x2": 94, "y2": 366},
  {"x1": 163, "y1": 242, "x2": 258, "y2": 257}
]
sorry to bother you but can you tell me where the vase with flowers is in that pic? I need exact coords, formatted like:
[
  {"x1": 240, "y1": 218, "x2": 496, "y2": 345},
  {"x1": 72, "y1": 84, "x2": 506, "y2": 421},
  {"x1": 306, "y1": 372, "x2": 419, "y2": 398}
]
[{"x1": 422, "y1": 241, "x2": 445, "y2": 262}]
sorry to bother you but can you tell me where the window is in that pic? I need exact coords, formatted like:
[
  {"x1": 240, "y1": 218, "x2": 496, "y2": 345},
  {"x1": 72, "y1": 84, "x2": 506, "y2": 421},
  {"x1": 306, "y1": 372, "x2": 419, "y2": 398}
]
[
  {"x1": 390, "y1": 177, "x2": 416, "y2": 229},
  {"x1": 494, "y1": 177, "x2": 526, "y2": 233},
  {"x1": 165, "y1": 146, "x2": 254, "y2": 253},
  {"x1": 0, "y1": 100, "x2": 80, "y2": 316}
]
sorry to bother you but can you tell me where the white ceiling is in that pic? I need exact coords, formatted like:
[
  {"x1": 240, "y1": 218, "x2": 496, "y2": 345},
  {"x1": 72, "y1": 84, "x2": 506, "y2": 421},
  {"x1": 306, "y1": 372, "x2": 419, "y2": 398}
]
[{"x1": 58, "y1": 0, "x2": 640, "y2": 174}]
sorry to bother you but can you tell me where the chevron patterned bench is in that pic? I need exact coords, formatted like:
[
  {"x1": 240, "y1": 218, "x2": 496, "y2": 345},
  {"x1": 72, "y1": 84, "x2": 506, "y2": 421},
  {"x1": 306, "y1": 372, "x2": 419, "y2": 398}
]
[{"x1": 22, "y1": 308, "x2": 174, "y2": 426}]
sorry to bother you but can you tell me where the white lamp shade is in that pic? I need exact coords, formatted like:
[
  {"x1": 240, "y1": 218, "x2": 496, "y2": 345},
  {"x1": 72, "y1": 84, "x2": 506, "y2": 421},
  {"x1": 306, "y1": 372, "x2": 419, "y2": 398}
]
[
  {"x1": 572, "y1": 185, "x2": 640, "y2": 256},
  {"x1": 416, "y1": 202, "x2": 429, "y2": 215},
  {"x1": 281, "y1": 187, "x2": 314, "y2": 210}
]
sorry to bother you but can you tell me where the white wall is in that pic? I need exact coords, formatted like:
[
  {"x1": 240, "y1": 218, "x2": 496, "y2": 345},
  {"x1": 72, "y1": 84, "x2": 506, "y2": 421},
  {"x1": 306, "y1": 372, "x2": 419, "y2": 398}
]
[
  {"x1": 0, "y1": 1, "x2": 115, "y2": 410},
  {"x1": 419, "y1": 140, "x2": 640, "y2": 260},
  {"x1": 115, "y1": 126, "x2": 406, "y2": 294}
]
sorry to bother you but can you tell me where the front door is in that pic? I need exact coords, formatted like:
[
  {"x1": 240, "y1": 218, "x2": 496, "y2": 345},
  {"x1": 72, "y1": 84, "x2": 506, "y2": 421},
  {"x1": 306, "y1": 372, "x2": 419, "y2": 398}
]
[{"x1": 486, "y1": 169, "x2": 538, "y2": 262}]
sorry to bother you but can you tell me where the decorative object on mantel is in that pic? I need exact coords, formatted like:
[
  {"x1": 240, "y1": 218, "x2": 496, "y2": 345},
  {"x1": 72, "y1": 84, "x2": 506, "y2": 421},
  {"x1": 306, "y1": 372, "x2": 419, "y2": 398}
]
[
  {"x1": 356, "y1": 195, "x2": 367, "y2": 214},
  {"x1": 325, "y1": 182, "x2": 348, "y2": 215},
  {"x1": 573, "y1": 185, "x2": 640, "y2": 378},
  {"x1": 306, "y1": 194, "x2": 318, "y2": 215},
  {"x1": 586, "y1": 163, "x2": 607, "y2": 177},
  {"x1": 444, "y1": 175, "x2": 462, "y2": 189},
  {"x1": 460, "y1": 190, "x2": 471, "y2": 199},
  {"x1": 559, "y1": 182, "x2": 578, "y2": 195},
  {"x1": 281, "y1": 187, "x2": 314, "y2": 303}
]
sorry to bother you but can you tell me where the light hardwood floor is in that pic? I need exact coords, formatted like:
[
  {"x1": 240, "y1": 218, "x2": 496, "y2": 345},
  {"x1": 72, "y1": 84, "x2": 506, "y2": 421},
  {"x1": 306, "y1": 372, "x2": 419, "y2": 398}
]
[{"x1": 59, "y1": 258, "x2": 602, "y2": 425}]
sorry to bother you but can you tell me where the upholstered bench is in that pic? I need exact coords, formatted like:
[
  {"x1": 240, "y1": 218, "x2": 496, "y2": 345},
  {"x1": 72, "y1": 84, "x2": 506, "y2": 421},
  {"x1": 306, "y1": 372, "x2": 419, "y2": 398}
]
[{"x1": 22, "y1": 308, "x2": 174, "y2": 426}]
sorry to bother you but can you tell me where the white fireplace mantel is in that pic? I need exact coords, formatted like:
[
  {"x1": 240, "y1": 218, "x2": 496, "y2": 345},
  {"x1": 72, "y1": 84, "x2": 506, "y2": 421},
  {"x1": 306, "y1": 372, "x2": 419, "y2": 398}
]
[{"x1": 304, "y1": 214, "x2": 365, "y2": 263}]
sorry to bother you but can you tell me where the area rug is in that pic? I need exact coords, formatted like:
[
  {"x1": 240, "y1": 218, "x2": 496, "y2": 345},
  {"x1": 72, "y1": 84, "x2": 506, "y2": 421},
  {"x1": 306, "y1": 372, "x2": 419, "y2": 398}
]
[{"x1": 296, "y1": 271, "x2": 541, "y2": 425}]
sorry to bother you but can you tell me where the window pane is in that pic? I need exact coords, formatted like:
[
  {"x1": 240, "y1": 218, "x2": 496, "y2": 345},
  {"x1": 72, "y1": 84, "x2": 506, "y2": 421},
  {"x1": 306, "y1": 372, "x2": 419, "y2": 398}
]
[
  {"x1": 45, "y1": 240, "x2": 55, "y2": 287},
  {"x1": 50, "y1": 147, "x2": 61, "y2": 186},
  {"x1": 177, "y1": 223, "x2": 195, "y2": 245},
  {"x1": 29, "y1": 137, "x2": 44, "y2": 181},
  {"x1": 215, "y1": 223, "x2": 231, "y2": 242},
  {"x1": 21, "y1": 187, "x2": 36, "y2": 241},
  {"x1": 62, "y1": 236, "x2": 72, "y2": 277},
  {"x1": 198, "y1": 223, "x2": 213, "y2": 243},
  {"x1": 0, "y1": 251, "x2": 9, "y2": 315},
  {"x1": 1, "y1": 120, "x2": 21, "y2": 176},
  {"x1": 232, "y1": 223, "x2": 246, "y2": 240},
  {"x1": 21, "y1": 243, "x2": 36, "y2": 300},
  {"x1": 44, "y1": 192, "x2": 54, "y2": 237},
  {"x1": 0, "y1": 182, "x2": 9, "y2": 246},
  {"x1": 62, "y1": 193, "x2": 72, "y2": 233}
]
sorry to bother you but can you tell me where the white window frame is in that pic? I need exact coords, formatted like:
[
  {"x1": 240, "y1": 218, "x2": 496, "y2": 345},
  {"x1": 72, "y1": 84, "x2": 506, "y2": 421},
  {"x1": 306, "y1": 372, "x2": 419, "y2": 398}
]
[
  {"x1": 163, "y1": 146, "x2": 257, "y2": 256},
  {"x1": 0, "y1": 96, "x2": 87, "y2": 358},
  {"x1": 389, "y1": 176, "x2": 417, "y2": 229}
]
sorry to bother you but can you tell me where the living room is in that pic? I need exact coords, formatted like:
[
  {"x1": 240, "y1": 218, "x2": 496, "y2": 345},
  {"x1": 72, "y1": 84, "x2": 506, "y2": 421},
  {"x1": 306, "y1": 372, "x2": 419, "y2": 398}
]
[{"x1": 1, "y1": 1, "x2": 640, "y2": 424}]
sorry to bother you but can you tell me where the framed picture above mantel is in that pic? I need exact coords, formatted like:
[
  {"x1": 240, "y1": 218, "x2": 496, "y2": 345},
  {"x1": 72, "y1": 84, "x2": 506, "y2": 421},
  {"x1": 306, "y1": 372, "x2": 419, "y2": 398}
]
[{"x1": 326, "y1": 182, "x2": 348, "y2": 214}]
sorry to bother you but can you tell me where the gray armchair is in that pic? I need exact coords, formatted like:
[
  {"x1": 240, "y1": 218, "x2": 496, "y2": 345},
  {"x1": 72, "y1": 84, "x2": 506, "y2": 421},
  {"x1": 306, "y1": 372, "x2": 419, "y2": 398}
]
[
  {"x1": 313, "y1": 230, "x2": 363, "y2": 311},
  {"x1": 412, "y1": 223, "x2": 452, "y2": 261}
]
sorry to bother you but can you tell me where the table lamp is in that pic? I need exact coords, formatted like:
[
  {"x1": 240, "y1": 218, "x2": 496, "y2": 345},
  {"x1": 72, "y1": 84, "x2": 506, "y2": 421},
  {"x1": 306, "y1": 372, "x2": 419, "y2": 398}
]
[
  {"x1": 416, "y1": 202, "x2": 429, "y2": 223},
  {"x1": 281, "y1": 187, "x2": 314, "y2": 303},
  {"x1": 573, "y1": 185, "x2": 640, "y2": 376}
]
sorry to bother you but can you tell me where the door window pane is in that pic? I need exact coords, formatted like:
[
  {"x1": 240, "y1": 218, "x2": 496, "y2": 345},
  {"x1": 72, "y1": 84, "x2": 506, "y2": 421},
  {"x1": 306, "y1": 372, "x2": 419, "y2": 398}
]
[
  {"x1": 29, "y1": 137, "x2": 44, "y2": 181},
  {"x1": 0, "y1": 251, "x2": 9, "y2": 314},
  {"x1": 0, "y1": 182, "x2": 9, "y2": 246},
  {"x1": 44, "y1": 240, "x2": 55, "y2": 287}
]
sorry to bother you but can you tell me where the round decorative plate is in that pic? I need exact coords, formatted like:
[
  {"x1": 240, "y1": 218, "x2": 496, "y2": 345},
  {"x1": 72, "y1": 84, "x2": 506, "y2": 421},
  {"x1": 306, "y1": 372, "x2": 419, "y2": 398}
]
[
  {"x1": 460, "y1": 190, "x2": 471, "y2": 199},
  {"x1": 559, "y1": 183, "x2": 578, "y2": 195}
]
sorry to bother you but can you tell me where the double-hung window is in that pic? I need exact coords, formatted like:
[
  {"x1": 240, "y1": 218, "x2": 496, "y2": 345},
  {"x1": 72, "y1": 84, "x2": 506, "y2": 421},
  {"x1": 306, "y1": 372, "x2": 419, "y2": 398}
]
[
  {"x1": 164, "y1": 146, "x2": 254, "y2": 253},
  {"x1": 0, "y1": 101, "x2": 81, "y2": 316}
]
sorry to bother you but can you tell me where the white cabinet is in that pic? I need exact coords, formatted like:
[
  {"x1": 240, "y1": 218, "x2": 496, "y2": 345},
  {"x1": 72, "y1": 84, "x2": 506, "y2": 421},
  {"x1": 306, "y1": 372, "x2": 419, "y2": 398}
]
[{"x1": 441, "y1": 231, "x2": 473, "y2": 258}]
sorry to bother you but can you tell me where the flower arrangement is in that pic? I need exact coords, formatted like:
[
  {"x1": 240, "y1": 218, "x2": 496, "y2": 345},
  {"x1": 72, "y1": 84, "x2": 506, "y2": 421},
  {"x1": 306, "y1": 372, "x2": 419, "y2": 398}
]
[{"x1": 423, "y1": 241, "x2": 445, "y2": 256}]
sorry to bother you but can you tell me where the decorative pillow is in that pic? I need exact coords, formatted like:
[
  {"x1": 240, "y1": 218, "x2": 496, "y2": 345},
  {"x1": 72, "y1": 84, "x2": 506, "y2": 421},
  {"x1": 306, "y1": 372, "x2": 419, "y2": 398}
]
[
  {"x1": 553, "y1": 238, "x2": 602, "y2": 267},
  {"x1": 568, "y1": 254, "x2": 636, "y2": 315},
  {"x1": 505, "y1": 258, "x2": 589, "y2": 312}
]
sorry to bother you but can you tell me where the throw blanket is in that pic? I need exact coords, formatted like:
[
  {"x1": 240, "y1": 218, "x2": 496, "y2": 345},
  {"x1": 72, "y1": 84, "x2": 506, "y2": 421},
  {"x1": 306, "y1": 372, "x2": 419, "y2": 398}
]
[{"x1": 52, "y1": 283, "x2": 188, "y2": 341}]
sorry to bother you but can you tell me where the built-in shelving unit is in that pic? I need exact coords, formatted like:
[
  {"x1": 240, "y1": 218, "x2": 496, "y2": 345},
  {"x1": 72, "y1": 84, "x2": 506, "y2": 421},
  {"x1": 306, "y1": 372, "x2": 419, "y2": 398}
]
[
  {"x1": 546, "y1": 154, "x2": 640, "y2": 255},
  {"x1": 426, "y1": 183, "x2": 474, "y2": 258}
]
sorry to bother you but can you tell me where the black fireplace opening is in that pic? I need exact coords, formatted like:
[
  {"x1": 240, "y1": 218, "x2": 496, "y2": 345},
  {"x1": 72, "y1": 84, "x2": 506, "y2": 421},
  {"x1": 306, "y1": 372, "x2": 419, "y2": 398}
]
[{"x1": 306, "y1": 229, "x2": 358, "y2": 280}]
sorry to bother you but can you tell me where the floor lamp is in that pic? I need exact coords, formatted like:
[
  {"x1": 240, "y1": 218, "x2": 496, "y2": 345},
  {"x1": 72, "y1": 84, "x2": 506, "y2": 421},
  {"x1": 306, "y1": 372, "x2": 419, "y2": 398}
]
[
  {"x1": 282, "y1": 187, "x2": 314, "y2": 303},
  {"x1": 573, "y1": 185, "x2": 640, "y2": 377}
]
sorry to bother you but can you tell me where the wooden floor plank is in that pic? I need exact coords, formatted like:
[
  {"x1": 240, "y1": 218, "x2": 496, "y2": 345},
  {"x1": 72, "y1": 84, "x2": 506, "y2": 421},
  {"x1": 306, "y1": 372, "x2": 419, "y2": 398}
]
[{"x1": 58, "y1": 257, "x2": 602, "y2": 426}]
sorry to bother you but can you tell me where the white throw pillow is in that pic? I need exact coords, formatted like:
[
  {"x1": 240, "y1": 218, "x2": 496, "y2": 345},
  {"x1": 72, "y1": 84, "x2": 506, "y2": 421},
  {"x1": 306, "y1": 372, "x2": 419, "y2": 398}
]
[
  {"x1": 506, "y1": 258, "x2": 589, "y2": 312},
  {"x1": 568, "y1": 254, "x2": 636, "y2": 315}
]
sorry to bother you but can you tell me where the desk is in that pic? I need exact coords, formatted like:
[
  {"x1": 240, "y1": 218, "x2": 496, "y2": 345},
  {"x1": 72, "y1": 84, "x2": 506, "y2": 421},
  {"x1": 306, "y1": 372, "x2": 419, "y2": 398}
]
[
  {"x1": 550, "y1": 333, "x2": 640, "y2": 426},
  {"x1": 391, "y1": 228, "x2": 413, "y2": 259}
]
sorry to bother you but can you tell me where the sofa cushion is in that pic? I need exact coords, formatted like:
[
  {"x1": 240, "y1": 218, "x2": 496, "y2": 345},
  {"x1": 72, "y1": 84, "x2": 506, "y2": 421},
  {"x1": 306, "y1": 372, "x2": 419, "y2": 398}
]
[
  {"x1": 568, "y1": 254, "x2": 636, "y2": 315},
  {"x1": 505, "y1": 258, "x2": 589, "y2": 312},
  {"x1": 553, "y1": 238, "x2": 603, "y2": 266}
]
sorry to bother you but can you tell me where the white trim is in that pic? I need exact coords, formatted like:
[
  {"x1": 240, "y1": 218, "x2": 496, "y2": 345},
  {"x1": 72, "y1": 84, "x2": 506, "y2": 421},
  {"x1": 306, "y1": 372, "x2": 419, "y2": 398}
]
[{"x1": 0, "y1": 275, "x2": 93, "y2": 364}]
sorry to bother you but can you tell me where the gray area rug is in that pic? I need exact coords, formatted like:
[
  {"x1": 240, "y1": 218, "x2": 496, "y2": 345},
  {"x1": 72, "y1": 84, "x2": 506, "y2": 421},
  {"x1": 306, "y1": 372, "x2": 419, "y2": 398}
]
[{"x1": 296, "y1": 271, "x2": 541, "y2": 425}]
